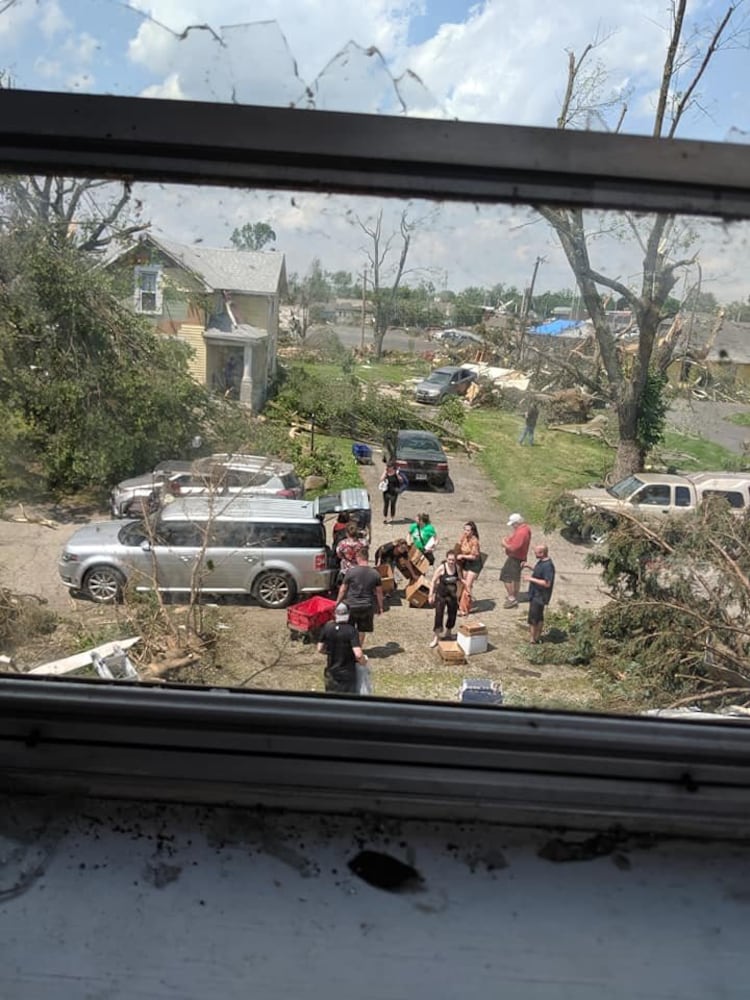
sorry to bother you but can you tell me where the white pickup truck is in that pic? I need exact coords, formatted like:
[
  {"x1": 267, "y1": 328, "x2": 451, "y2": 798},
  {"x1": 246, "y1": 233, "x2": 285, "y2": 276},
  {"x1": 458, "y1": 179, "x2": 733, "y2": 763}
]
[{"x1": 566, "y1": 470, "x2": 750, "y2": 541}]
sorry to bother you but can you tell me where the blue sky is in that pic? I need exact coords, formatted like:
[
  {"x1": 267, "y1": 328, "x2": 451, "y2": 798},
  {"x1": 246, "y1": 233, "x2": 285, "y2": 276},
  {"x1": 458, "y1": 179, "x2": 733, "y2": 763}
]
[{"x1": 1, "y1": 0, "x2": 749, "y2": 301}]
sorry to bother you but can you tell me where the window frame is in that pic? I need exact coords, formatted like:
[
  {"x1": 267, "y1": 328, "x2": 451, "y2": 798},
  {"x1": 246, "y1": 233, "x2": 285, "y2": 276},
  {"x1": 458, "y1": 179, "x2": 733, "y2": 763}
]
[
  {"x1": 3, "y1": 88, "x2": 750, "y2": 836},
  {"x1": 133, "y1": 264, "x2": 163, "y2": 315}
]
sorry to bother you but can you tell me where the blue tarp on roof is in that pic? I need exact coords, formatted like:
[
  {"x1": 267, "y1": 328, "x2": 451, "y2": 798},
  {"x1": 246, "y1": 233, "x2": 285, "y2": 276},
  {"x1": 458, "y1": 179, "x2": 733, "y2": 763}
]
[{"x1": 531, "y1": 319, "x2": 583, "y2": 335}]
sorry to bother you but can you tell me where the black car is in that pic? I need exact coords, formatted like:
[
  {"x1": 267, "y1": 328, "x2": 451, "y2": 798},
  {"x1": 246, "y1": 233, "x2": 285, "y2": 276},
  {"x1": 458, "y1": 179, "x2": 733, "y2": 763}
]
[{"x1": 385, "y1": 429, "x2": 450, "y2": 488}]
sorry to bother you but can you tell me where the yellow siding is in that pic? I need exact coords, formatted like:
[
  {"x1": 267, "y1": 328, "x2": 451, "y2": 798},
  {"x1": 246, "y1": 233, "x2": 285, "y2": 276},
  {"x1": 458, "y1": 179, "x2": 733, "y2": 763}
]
[
  {"x1": 177, "y1": 325, "x2": 207, "y2": 383},
  {"x1": 233, "y1": 294, "x2": 268, "y2": 328}
]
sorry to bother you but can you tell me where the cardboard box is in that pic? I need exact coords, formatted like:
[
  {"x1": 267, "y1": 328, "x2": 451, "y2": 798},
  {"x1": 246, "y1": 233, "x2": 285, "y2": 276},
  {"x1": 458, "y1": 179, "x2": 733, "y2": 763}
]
[
  {"x1": 408, "y1": 545, "x2": 431, "y2": 575},
  {"x1": 405, "y1": 575, "x2": 430, "y2": 608},
  {"x1": 457, "y1": 627, "x2": 488, "y2": 656},
  {"x1": 376, "y1": 562, "x2": 396, "y2": 594},
  {"x1": 459, "y1": 620, "x2": 487, "y2": 636},
  {"x1": 437, "y1": 639, "x2": 466, "y2": 664}
]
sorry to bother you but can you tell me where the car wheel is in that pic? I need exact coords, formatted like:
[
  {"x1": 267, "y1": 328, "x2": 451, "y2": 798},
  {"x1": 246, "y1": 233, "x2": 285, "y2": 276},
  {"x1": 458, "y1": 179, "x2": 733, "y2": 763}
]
[
  {"x1": 254, "y1": 570, "x2": 297, "y2": 609},
  {"x1": 83, "y1": 566, "x2": 125, "y2": 603},
  {"x1": 581, "y1": 523, "x2": 609, "y2": 545}
]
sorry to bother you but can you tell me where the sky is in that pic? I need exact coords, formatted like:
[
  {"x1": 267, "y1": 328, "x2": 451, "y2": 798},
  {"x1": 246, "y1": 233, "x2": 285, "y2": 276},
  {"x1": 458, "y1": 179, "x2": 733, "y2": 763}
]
[{"x1": 2, "y1": 0, "x2": 750, "y2": 303}]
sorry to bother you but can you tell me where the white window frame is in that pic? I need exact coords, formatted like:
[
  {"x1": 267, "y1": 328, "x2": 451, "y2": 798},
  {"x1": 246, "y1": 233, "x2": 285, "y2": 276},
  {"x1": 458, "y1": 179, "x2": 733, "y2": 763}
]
[
  {"x1": 2, "y1": 89, "x2": 750, "y2": 835},
  {"x1": 134, "y1": 264, "x2": 163, "y2": 314}
]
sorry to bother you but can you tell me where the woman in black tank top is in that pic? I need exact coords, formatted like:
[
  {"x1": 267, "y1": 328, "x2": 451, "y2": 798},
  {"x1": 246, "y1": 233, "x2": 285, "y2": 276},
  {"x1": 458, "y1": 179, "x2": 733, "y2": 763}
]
[{"x1": 427, "y1": 550, "x2": 464, "y2": 647}]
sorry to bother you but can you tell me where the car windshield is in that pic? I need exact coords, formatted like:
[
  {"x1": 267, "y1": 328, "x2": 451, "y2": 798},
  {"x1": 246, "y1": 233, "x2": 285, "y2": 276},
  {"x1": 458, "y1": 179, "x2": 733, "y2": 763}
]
[
  {"x1": 427, "y1": 371, "x2": 452, "y2": 384},
  {"x1": 607, "y1": 475, "x2": 644, "y2": 500}
]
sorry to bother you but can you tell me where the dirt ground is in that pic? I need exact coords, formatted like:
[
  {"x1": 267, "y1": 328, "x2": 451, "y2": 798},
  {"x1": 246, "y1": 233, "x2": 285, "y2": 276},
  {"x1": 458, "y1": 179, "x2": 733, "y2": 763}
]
[{"x1": 0, "y1": 446, "x2": 610, "y2": 710}]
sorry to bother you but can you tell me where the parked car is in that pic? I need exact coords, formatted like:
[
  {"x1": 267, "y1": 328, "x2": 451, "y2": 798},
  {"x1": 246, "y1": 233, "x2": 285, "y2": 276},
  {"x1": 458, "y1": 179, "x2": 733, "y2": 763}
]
[
  {"x1": 434, "y1": 328, "x2": 484, "y2": 346},
  {"x1": 414, "y1": 366, "x2": 477, "y2": 404},
  {"x1": 110, "y1": 460, "x2": 194, "y2": 518},
  {"x1": 384, "y1": 429, "x2": 449, "y2": 488},
  {"x1": 60, "y1": 496, "x2": 334, "y2": 608},
  {"x1": 110, "y1": 454, "x2": 303, "y2": 518},
  {"x1": 563, "y1": 471, "x2": 750, "y2": 542}
]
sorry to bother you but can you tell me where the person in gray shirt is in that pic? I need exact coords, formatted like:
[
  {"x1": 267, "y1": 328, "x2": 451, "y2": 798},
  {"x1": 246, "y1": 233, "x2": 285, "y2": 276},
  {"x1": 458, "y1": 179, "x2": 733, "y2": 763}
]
[{"x1": 337, "y1": 549, "x2": 384, "y2": 648}]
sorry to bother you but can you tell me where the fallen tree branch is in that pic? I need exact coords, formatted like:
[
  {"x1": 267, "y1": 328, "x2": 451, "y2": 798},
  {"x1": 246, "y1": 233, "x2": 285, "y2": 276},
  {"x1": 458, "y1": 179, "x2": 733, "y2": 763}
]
[
  {"x1": 668, "y1": 685, "x2": 750, "y2": 709},
  {"x1": 4, "y1": 503, "x2": 58, "y2": 529}
]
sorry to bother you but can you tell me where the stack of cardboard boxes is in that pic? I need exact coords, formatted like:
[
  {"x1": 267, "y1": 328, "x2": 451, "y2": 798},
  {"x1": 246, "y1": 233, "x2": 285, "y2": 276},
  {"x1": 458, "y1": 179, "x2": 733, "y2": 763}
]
[{"x1": 404, "y1": 544, "x2": 432, "y2": 607}]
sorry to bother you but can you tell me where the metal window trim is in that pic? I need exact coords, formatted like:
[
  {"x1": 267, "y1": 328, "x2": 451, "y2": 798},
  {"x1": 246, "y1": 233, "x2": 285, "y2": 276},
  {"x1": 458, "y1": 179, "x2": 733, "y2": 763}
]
[
  {"x1": 2, "y1": 89, "x2": 750, "y2": 217},
  {"x1": 2, "y1": 88, "x2": 750, "y2": 833}
]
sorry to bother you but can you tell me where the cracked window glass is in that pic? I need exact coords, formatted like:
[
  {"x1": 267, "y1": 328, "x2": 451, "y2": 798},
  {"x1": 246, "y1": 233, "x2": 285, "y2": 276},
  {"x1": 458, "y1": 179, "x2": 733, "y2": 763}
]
[
  {"x1": 0, "y1": 0, "x2": 748, "y2": 141},
  {"x1": 2, "y1": 158, "x2": 750, "y2": 717}
]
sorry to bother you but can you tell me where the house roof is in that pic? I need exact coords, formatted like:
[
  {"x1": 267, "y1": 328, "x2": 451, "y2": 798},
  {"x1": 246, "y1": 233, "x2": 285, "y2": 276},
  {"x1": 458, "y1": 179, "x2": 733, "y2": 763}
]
[
  {"x1": 666, "y1": 313, "x2": 750, "y2": 366},
  {"x1": 112, "y1": 233, "x2": 286, "y2": 295}
]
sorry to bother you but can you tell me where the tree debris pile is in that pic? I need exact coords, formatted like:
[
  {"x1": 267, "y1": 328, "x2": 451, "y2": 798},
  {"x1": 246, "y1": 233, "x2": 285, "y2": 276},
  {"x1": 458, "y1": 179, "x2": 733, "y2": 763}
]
[
  {"x1": 546, "y1": 503, "x2": 750, "y2": 711},
  {"x1": 541, "y1": 388, "x2": 596, "y2": 425},
  {"x1": 0, "y1": 586, "x2": 56, "y2": 654}
]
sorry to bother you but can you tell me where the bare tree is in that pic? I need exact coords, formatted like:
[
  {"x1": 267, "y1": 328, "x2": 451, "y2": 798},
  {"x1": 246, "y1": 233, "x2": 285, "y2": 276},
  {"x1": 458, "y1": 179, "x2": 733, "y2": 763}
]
[
  {"x1": 0, "y1": 175, "x2": 147, "y2": 252},
  {"x1": 539, "y1": 2, "x2": 741, "y2": 480},
  {"x1": 357, "y1": 209, "x2": 415, "y2": 358}
]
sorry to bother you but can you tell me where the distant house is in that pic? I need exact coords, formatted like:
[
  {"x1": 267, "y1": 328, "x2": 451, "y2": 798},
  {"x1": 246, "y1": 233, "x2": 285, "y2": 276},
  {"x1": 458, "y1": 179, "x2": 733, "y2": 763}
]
[
  {"x1": 106, "y1": 233, "x2": 287, "y2": 410},
  {"x1": 665, "y1": 313, "x2": 750, "y2": 386}
]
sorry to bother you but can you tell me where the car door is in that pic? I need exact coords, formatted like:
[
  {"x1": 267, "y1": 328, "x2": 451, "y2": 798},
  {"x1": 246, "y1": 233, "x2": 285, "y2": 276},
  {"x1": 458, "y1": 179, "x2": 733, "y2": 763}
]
[
  {"x1": 200, "y1": 520, "x2": 262, "y2": 592},
  {"x1": 457, "y1": 369, "x2": 474, "y2": 394},
  {"x1": 631, "y1": 483, "x2": 672, "y2": 512},
  {"x1": 151, "y1": 520, "x2": 205, "y2": 592}
]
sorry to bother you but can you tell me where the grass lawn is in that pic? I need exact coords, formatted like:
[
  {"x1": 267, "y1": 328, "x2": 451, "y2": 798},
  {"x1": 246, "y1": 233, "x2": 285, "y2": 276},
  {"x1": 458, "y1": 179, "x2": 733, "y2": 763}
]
[
  {"x1": 463, "y1": 410, "x2": 612, "y2": 524},
  {"x1": 291, "y1": 358, "x2": 431, "y2": 387},
  {"x1": 726, "y1": 412, "x2": 750, "y2": 427},
  {"x1": 656, "y1": 431, "x2": 741, "y2": 471}
]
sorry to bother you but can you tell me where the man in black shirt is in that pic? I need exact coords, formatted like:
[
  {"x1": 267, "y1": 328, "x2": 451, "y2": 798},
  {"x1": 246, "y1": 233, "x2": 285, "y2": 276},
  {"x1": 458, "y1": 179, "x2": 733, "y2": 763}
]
[
  {"x1": 523, "y1": 544, "x2": 556, "y2": 645},
  {"x1": 317, "y1": 603, "x2": 366, "y2": 694}
]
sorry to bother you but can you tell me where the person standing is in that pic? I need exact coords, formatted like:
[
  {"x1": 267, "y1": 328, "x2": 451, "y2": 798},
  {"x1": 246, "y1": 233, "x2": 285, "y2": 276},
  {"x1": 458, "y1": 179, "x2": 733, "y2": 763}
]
[
  {"x1": 519, "y1": 399, "x2": 540, "y2": 446},
  {"x1": 500, "y1": 512, "x2": 531, "y2": 608},
  {"x1": 317, "y1": 602, "x2": 367, "y2": 693},
  {"x1": 408, "y1": 512, "x2": 438, "y2": 565},
  {"x1": 427, "y1": 550, "x2": 464, "y2": 647},
  {"x1": 337, "y1": 549, "x2": 384, "y2": 648},
  {"x1": 455, "y1": 520, "x2": 482, "y2": 616},
  {"x1": 335, "y1": 520, "x2": 366, "y2": 577},
  {"x1": 379, "y1": 462, "x2": 407, "y2": 524},
  {"x1": 523, "y1": 544, "x2": 556, "y2": 645}
]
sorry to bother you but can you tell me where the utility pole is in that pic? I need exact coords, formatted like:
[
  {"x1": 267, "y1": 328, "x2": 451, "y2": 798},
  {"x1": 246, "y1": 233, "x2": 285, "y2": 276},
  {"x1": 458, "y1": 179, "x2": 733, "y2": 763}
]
[
  {"x1": 360, "y1": 267, "x2": 368, "y2": 352},
  {"x1": 518, "y1": 255, "x2": 545, "y2": 364}
]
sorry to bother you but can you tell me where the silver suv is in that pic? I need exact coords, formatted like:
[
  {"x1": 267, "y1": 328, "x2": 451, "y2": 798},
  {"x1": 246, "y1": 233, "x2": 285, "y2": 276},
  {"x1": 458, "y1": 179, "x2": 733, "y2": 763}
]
[
  {"x1": 110, "y1": 454, "x2": 304, "y2": 518},
  {"x1": 60, "y1": 496, "x2": 332, "y2": 608}
]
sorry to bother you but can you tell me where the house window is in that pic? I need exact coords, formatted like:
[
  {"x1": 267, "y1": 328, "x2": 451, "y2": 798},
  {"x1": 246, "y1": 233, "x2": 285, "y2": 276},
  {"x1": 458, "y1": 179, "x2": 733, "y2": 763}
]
[{"x1": 134, "y1": 266, "x2": 162, "y2": 314}]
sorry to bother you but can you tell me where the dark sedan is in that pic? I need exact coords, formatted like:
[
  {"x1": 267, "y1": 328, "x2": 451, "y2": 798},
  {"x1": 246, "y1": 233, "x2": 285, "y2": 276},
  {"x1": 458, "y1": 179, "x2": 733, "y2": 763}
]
[{"x1": 385, "y1": 429, "x2": 450, "y2": 488}]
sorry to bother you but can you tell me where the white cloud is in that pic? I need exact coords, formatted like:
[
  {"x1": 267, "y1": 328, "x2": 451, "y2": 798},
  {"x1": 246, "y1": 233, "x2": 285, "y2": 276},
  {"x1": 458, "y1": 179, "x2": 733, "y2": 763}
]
[
  {"x1": 140, "y1": 71, "x2": 185, "y2": 101},
  {"x1": 403, "y1": 0, "x2": 670, "y2": 132},
  {"x1": 39, "y1": 0, "x2": 71, "y2": 40},
  {"x1": 127, "y1": 0, "x2": 418, "y2": 91},
  {"x1": 33, "y1": 56, "x2": 62, "y2": 81},
  {"x1": 63, "y1": 31, "x2": 99, "y2": 64}
]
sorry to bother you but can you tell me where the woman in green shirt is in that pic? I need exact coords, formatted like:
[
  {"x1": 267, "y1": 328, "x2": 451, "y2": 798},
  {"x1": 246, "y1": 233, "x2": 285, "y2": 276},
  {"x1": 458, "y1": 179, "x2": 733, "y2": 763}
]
[{"x1": 408, "y1": 512, "x2": 438, "y2": 565}]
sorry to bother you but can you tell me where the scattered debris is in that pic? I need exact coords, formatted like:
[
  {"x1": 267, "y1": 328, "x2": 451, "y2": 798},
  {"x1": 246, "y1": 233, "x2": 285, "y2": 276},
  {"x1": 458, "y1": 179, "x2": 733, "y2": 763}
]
[
  {"x1": 27, "y1": 637, "x2": 141, "y2": 677},
  {"x1": 3, "y1": 504, "x2": 58, "y2": 530}
]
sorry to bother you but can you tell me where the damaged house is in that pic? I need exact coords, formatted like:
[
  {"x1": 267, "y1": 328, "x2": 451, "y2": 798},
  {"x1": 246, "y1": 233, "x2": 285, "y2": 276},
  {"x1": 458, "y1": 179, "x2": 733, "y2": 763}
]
[{"x1": 107, "y1": 233, "x2": 287, "y2": 410}]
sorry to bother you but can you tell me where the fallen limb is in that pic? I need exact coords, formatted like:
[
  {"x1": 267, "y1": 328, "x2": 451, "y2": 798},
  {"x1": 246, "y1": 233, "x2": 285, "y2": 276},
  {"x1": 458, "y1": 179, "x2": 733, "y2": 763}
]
[
  {"x1": 4, "y1": 503, "x2": 59, "y2": 530},
  {"x1": 140, "y1": 652, "x2": 201, "y2": 679}
]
